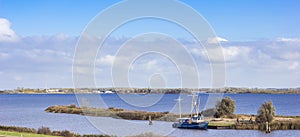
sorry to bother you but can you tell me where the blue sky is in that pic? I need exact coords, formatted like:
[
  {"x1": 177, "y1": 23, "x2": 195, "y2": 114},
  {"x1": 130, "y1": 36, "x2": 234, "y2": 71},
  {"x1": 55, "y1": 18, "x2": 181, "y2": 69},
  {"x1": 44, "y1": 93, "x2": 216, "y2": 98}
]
[
  {"x1": 0, "y1": 0, "x2": 300, "y2": 89},
  {"x1": 1, "y1": 0, "x2": 299, "y2": 40}
]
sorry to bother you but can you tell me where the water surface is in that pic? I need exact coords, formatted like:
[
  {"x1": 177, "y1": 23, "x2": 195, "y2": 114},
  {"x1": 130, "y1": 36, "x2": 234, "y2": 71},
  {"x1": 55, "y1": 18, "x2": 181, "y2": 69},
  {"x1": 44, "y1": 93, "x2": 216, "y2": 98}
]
[{"x1": 0, "y1": 94, "x2": 299, "y2": 136}]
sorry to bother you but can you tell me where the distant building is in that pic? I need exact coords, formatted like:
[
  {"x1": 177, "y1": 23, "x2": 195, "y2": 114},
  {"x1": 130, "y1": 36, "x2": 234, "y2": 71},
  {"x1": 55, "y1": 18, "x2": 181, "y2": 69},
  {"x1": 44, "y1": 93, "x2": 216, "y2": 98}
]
[{"x1": 46, "y1": 88, "x2": 59, "y2": 92}]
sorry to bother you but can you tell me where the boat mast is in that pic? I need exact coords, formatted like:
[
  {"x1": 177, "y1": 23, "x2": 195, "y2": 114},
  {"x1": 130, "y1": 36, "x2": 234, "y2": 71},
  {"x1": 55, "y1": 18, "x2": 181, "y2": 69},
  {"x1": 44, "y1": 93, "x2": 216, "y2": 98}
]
[
  {"x1": 190, "y1": 93, "x2": 201, "y2": 117},
  {"x1": 196, "y1": 95, "x2": 200, "y2": 116},
  {"x1": 190, "y1": 94, "x2": 195, "y2": 117},
  {"x1": 176, "y1": 96, "x2": 182, "y2": 118}
]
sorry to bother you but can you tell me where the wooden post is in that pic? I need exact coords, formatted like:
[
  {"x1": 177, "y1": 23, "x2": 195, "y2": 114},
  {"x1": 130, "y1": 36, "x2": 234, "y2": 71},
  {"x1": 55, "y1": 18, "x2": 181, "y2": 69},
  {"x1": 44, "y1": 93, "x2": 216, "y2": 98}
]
[
  {"x1": 178, "y1": 96, "x2": 182, "y2": 118},
  {"x1": 265, "y1": 121, "x2": 271, "y2": 133},
  {"x1": 149, "y1": 115, "x2": 152, "y2": 125},
  {"x1": 266, "y1": 122, "x2": 268, "y2": 133}
]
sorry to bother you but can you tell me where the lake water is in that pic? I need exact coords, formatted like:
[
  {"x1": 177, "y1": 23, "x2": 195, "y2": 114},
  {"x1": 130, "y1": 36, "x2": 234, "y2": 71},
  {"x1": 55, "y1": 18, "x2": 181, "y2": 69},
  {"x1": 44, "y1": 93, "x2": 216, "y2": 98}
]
[{"x1": 0, "y1": 94, "x2": 299, "y2": 136}]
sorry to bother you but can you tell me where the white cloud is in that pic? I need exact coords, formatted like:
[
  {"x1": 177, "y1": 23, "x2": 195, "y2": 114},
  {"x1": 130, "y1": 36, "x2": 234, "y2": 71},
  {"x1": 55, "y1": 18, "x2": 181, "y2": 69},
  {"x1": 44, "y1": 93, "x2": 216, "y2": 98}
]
[
  {"x1": 1, "y1": 34, "x2": 300, "y2": 89},
  {"x1": 129, "y1": 59, "x2": 161, "y2": 72},
  {"x1": 0, "y1": 34, "x2": 76, "y2": 89},
  {"x1": 191, "y1": 46, "x2": 250, "y2": 62},
  {"x1": 0, "y1": 52, "x2": 9, "y2": 58},
  {"x1": 207, "y1": 36, "x2": 228, "y2": 44},
  {"x1": 281, "y1": 52, "x2": 300, "y2": 60},
  {"x1": 288, "y1": 62, "x2": 299, "y2": 70},
  {"x1": 222, "y1": 46, "x2": 250, "y2": 62},
  {"x1": 144, "y1": 60, "x2": 158, "y2": 71},
  {"x1": 0, "y1": 18, "x2": 19, "y2": 42},
  {"x1": 97, "y1": 55, "x2": 115, "y2": 66},
  {"x1": 53, "y1": 33, "x2": 70, "y2": 41},
  {"x1": 277, "y1": 38, "x2": 300, "y2": 42},
  {"x1": 14, "y1": 75, "x2": 23, "y2": 81},
  {"x1": 190, "y1": 48, "x2": 202, "y2": 56}
]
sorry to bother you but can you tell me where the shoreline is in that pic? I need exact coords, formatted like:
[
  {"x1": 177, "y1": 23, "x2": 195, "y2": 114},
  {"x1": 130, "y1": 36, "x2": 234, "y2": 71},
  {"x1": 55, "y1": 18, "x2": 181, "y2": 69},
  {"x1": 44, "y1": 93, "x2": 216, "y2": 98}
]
[
  {"x1": 1, "y1": 92, "x2": 300, "y2": 95},
  {"x1": 1, "y1": 87, "x2": 300, "y2": 94},
  {"x1": 45, "y1": 105, "x2": 300, "y2": 130}
]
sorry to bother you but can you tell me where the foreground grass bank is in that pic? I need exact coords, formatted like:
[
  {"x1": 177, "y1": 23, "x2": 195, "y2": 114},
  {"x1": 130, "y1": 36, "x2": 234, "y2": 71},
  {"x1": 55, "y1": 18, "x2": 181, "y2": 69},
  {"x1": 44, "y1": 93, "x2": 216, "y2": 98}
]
[
  {"x1": 45, "y1": 105, "x2": 300, "y2": 130},
  {"x1": 0, "y1": 126, "x2": 168, "y2": 137},
  {"x1": 0, "y1": 125, "x2": 113, "y2": 137},
  {"x1": 0, "y1": 130, "x2": 59, "y2": 137}
]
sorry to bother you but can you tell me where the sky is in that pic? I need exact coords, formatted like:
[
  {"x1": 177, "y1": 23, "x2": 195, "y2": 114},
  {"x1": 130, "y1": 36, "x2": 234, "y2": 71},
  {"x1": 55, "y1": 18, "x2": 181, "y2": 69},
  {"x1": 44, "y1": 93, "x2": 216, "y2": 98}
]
[{"x1": 0, "y1": 0, "x2": 300, "y2": 89}]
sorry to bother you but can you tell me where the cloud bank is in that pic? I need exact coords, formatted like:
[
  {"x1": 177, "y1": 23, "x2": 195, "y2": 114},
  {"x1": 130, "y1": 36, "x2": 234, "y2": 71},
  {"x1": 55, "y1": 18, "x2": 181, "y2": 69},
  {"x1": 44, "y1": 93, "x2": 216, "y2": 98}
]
[{"x1": 0, "y1": 18, "x2": 299, "y2": 89}]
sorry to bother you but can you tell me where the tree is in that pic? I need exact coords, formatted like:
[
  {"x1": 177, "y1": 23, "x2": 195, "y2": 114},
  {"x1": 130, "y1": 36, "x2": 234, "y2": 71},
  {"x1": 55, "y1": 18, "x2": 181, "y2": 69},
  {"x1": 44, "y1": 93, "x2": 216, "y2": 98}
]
[
  {"x1": 256, "y1": 101, "x2": 275, "y2": 123},
  {"x1": 214, "y1": 97, "x2": 235, "y2": 118},
  {"x1": 37, "y1": 126, "x2": 51, "y2": 135},
  {"x1": 201, "y1": 108, "x2": 216, "y2": 117}
]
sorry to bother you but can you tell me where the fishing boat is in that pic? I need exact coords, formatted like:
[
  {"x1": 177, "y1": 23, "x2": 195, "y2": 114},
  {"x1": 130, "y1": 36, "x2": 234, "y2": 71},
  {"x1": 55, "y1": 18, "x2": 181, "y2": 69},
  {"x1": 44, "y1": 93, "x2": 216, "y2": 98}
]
[{"x1": 172, "y1": 93, "x2": 209, "y2": 129}]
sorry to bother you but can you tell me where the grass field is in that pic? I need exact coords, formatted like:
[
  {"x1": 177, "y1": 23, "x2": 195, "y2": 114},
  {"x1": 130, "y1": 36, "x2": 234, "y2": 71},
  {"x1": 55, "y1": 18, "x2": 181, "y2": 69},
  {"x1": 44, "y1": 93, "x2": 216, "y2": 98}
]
[
  {"x1": 0, "y1": 130, "x2": 60, "y2": 137},
  {"x1": 208, "y1": 121, "x2": 235, "y2": 127}
]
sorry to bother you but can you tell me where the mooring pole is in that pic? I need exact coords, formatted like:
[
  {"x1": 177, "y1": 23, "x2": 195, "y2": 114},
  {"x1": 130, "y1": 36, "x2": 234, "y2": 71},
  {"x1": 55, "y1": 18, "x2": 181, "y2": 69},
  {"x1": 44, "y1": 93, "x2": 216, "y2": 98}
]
[
  {"x1": 149, "y1": 115, "x2": 152, "y2": 125},
  {"x1": 266, "y1": 121, "x2": 271, "y2": 133}
]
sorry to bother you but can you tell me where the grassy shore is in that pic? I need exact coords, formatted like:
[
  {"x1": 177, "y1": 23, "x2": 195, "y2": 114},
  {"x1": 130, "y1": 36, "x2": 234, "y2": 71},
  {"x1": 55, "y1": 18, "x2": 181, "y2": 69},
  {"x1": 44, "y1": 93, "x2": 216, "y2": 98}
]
[
  {"x1": 0, "y1": 130, "x2": 169, "y2": 137},
  {"x1": 0, "y1": 130, "x2": 60, "y2": 137},
  {"x1": 45, "y1": 104, "x2": 182, "y2": 122},
  {"x1": 207, "y1": 114, "x2": 300, "y2": 130},
  {"x1": 45, "y1": 105, "x2": 300, "y2": 130},
  {"x1": 0, "y1": 125, "x2": 114, "y2": 137},
  {"x1": 0, "y1": 125, "x2": 168, "y2": 137}
]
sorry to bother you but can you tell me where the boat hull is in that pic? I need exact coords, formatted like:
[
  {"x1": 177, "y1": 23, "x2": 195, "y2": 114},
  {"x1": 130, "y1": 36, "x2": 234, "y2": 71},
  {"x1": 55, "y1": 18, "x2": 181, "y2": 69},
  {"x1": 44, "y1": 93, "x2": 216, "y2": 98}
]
[{"x1": 173, "y1": 121, "x2": 209, "y2": 130}]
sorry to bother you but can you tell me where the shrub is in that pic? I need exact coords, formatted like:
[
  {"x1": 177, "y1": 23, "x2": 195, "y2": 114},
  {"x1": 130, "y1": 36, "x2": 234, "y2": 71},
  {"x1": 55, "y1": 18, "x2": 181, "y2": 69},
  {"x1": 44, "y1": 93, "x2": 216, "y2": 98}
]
[
  {"x1": 214, "y1": 97, "x2": 235, "y2": 118},
  {"x1": 37, "y1": 126, "x2": 51, "y2": 135},
  {"x1": 225, "y1": 114, "x2": 236, "y2": 119},
  {"x1": 83, "y1": 135, "x2": 114, "y2": 137},
  {"x1": 201, "y1": 108, "x2": 216, "y2": 117},
  {"x1": 256, "y1": 101, "x2": 275, "y2": 123},
  {"x1": 0, "y1": 125, "x2": 36, "y2": 133},
  {"x1": 69, "y1": 104, "x2": 77, "y2": 108},
  {"x1": 60, "y1": 130, "x2": 76, "y2": 137},
  {"x1": 127, "y1": 132, "x2": 170, "y2": 137}
]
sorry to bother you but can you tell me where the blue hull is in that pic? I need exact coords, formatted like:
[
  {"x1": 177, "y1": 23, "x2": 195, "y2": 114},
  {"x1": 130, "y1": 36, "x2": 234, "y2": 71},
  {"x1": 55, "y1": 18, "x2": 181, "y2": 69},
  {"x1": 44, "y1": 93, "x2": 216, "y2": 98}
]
[{"x1": 173, "y1": 121, "x2": 209, "y2": 130}]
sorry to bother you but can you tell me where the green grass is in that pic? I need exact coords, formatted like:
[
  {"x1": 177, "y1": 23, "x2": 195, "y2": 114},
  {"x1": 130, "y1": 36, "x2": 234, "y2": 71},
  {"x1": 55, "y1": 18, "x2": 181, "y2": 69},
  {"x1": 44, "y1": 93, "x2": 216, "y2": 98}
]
[
  {"x1": 0, "y1": 130, "x2": 60, "y2": 137},
  {"x1": 45, "y1": 105, "x2": 173, "y2": 121},
  {"x1": 208, "y1": 122, "x2": 235, "y2": 127}
]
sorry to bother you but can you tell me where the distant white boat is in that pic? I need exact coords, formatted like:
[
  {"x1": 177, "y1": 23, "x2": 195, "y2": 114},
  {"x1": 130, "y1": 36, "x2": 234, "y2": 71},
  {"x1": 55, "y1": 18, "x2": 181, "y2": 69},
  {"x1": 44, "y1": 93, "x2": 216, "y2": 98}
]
[
  {"x1": 92, "y1": 90, "x2": 102, "y2": 94},
  {"x1": 93, "y1": 90, "x2": 115, "y2": 94},
  {"x1": 104, "y1": 90, "x2": 114, "y2": 94}
]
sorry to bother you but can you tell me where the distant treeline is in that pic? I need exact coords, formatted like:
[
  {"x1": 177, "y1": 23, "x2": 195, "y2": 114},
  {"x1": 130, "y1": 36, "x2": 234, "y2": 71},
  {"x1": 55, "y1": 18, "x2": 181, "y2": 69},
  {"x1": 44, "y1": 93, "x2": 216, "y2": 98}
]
[
  {"x1": 1, "y1": 87, "x2": 300, "y2": 94},
  {"x1": 102, "y1": 87, "x2": 300, "y2": 94}
]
